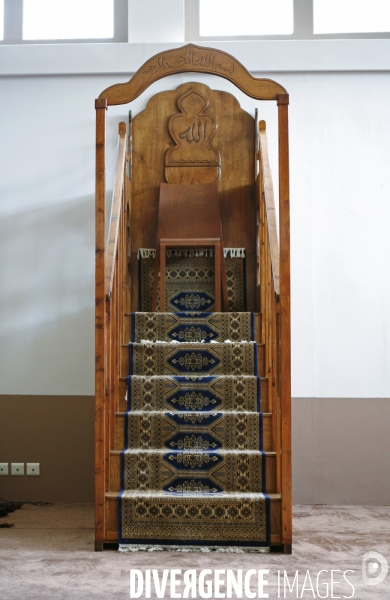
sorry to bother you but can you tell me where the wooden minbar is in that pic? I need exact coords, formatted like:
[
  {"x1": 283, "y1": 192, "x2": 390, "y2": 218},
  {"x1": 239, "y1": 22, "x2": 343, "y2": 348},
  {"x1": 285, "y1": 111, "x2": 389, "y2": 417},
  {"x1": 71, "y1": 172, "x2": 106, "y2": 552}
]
[{"x1": 94, "y1": 44, "x2": 291, "y2": 553}]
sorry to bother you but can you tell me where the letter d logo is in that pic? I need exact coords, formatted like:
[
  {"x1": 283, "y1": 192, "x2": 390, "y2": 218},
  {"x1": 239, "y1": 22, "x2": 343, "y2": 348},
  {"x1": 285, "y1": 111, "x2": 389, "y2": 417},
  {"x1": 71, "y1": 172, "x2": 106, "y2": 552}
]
[{"x1": 362, "y1": 552, "x2": 388, "y2": 586}]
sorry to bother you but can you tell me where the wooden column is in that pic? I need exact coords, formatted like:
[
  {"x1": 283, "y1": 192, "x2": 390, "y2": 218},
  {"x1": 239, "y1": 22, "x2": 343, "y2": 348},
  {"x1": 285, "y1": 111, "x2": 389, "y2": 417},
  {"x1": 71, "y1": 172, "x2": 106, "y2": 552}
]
[
  {"x1": 95, "y1": 98, "x2": 107, "y2": 551},
  {"x1": 277, "y1": 93, "x2": 292, "y2": 552}
]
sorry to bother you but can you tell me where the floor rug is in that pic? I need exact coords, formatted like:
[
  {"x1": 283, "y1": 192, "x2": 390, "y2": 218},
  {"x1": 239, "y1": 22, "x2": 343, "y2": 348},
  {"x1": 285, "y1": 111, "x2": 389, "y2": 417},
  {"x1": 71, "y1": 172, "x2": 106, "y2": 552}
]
[
  {"x1": 126, "y1": 374, "x2": 261, "y2": 412},
  {"x1": 138, "y1": 249, "x2": 246, "y2": 312},
  {"x1": 131, "y1": 311, "x2": 254, "y2": 343},
  {"x1": 129, "y1": 342, "x2": 258, "y2": 376}
]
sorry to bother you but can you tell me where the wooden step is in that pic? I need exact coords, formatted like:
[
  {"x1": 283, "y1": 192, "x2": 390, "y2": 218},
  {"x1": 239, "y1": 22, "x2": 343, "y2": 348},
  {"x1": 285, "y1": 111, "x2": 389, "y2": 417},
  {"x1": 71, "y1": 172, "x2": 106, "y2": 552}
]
[
  {"x1": 109, "y1": 450, "x2": 276, "y2": 493},
  {"x1": 118, "y1": 376, "x2": 269, "y2": 412},
  {"x1": 114, "y1": 411, "x2": 272, "y2": 451},
  {"x1": 120, "y1": 342, "x2": 265, "y2": 377},
  {"x1": 103, "y1": 491, "x2": 282, "y2": 546}
]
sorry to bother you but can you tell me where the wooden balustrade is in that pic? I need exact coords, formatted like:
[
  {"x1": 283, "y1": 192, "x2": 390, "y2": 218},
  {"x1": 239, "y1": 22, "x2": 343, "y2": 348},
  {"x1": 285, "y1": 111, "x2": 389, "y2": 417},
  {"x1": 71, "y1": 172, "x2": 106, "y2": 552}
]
[
  {"x1": 95, "y1": 118, "x2": 130, "y2": 550},
  {"x1": 258, "y1": 117, "x2": 291, "y2": 551},
  {"x1": 105, "y1": 123, "x2": 127, "y2": 300}
]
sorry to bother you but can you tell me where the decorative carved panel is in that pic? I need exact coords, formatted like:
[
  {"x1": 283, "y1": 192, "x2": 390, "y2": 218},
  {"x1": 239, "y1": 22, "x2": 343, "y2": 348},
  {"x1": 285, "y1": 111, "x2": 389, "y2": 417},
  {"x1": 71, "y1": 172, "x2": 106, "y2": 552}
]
[
  {"x1": 165, "y1": 88, "x2": 221, "y2": 184},
  {"x1": 130, "y1": 81, "x2": 256, "y2": 309},
  {"x1": 99, "y1": 44, "x2": 287, "y2": 105}
]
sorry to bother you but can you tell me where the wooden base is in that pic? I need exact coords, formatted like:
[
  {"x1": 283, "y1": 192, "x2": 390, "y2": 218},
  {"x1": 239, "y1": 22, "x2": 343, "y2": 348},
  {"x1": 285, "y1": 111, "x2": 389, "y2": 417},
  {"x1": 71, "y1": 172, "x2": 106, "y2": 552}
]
[
  {"x1": 98, "y1": 541, "x2": 290, "y2": 553},
  {"x1": 270, "y1": 543, "x2": 292, "y2": 554},
  {"x1": 98, "y1": 541, "x2": 291, "y2": 553}
]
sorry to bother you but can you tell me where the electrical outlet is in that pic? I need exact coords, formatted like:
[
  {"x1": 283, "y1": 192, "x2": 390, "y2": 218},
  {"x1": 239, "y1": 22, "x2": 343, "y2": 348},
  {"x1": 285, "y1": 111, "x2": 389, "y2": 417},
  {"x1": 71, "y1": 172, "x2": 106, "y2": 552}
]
[
  {"x1": 11, "y1": 463, "x2": 24, "y2": 476},
  {"x1": 26, "y1": 463, "x2": 40, "y2": 476},
  {"x1": 0, "y1": 463, "x2": 9, "y2": 475}
]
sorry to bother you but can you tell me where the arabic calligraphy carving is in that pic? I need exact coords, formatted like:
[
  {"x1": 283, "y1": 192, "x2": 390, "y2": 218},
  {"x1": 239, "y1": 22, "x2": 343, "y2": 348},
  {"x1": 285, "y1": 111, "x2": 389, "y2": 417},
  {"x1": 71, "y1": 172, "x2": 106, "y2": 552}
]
[
  {"x1": 165, "y1": 88, "x2": 221, "y2": 184},
  {"x1": 141, "y1": 48, "x2": 235, "y2": 85},
  {"x1": 99, "y1": 43, "x2": 288, "y2": 104}
]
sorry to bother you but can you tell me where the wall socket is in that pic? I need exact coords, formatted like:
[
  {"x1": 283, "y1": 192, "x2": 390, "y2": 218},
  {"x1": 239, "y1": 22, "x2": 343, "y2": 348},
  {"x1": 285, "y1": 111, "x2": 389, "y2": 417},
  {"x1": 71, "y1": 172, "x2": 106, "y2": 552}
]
[
  {"x1": 26, "y1": 463, "x2": 40, "y2": 476},
  {"x1": 0, "y1": 463, "x2": 9, "y2": 475},
  {"x1": 0, "y1": 463, "x2": 40, "y2": 476},
  {"x1": 11, "y1": 463, "x2": 24, "y2": 476}
]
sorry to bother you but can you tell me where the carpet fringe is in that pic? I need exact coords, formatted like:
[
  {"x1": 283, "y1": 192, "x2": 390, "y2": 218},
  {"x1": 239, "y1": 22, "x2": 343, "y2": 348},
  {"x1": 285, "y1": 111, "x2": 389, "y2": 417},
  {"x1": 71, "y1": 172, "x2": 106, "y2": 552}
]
[
  {"x1": 119, "y1": 543, "x2": 269, "y2": 554},
  {"x1": 138, "y1": 339, "x2": 253, "y2": 344},
  {"x1": 137, "y1": 248, "x2": 246, "y2": 259}
]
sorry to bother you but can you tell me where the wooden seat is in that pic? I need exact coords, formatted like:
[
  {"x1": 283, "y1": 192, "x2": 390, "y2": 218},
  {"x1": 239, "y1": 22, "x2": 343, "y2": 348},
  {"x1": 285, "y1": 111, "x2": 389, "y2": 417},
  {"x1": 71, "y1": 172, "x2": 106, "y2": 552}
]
[{"x1": 151, "y1": 183, "x2": 229, "y2": 312}]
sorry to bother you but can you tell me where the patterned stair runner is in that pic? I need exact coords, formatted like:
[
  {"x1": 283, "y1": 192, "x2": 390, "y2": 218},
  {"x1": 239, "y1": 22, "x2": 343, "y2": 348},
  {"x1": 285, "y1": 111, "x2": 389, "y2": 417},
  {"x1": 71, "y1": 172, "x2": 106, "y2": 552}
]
[{"x1": 119, "y1": 312, "x2": 270, "y2": 550}]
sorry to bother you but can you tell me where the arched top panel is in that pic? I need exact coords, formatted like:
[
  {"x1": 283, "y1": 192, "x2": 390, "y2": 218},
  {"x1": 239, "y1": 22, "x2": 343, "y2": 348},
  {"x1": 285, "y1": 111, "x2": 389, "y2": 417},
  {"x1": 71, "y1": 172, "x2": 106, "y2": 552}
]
[{"x1": 98, "y1": 44, "x2": 287, "y2": 105}]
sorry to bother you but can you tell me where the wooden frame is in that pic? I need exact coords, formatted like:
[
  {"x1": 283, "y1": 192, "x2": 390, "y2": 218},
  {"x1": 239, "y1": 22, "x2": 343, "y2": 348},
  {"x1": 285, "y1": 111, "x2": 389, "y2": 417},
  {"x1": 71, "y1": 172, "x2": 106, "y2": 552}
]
[{"x1": 95, "y1": 44, "x2": 291, "y2": 552}]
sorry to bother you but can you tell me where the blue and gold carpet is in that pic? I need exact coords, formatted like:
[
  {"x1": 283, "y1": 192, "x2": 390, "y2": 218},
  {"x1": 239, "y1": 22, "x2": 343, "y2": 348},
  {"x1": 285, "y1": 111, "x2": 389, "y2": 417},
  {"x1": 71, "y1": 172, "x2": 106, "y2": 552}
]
[
  {"x1": 119, "y1": 311, "x2": 270, "y2": 550},
  {"x1": 138, "y1": 250, "x2": 246, "y2": 312}
]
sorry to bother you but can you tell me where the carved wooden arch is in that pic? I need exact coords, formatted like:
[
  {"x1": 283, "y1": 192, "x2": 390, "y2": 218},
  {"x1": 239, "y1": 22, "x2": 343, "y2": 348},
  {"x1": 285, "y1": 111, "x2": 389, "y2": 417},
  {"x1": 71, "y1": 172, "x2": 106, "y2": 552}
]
[{"x1": 99, "y1": 43, "x2": 287, "y2": 105}]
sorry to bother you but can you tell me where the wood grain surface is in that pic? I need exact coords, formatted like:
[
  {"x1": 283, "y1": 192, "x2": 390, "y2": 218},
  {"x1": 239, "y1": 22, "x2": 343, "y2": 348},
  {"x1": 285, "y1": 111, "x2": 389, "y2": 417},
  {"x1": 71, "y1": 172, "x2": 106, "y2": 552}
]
[{"x1": 99, "y1": 44, "x2": 287, "y2": 105}]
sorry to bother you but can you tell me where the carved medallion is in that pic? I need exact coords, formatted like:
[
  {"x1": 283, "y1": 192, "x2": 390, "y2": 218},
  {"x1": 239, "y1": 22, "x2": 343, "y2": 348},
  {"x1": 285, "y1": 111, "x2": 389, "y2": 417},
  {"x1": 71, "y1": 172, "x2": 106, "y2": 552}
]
[{"x1": 165, "y1": 88, "x2": 221, "y2": 184}]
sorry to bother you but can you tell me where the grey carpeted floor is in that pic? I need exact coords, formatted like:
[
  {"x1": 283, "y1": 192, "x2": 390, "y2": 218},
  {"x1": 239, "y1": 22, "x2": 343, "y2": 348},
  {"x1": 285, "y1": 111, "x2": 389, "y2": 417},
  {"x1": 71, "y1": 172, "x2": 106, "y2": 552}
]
[{"x1": 0, "y1": 503, "x2": 389, "y2": 599}]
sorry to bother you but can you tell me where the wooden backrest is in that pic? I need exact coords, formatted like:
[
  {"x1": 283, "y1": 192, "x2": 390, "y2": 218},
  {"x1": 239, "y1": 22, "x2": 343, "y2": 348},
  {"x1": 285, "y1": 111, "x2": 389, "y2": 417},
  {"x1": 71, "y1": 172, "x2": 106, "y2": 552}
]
[
  {"x1": 129, "y1": 82, "x2": 256, "y2": 310},
  {"x1": 157, "y1": 183, "x2": 223, "y2": 241}
]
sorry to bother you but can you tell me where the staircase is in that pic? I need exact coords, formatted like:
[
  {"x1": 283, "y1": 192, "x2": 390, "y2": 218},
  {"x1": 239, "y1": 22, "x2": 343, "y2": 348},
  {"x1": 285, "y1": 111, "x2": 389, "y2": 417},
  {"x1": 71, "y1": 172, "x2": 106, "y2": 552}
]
[{"x1": 104, "y1": 312, "x2": 282, "y2": 549}]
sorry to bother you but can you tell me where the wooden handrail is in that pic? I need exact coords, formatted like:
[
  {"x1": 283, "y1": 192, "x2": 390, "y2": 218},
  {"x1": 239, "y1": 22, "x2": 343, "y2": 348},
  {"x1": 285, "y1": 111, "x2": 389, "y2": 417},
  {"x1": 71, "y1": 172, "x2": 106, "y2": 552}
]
[
  {"x1": 105, "y1": 122, "x2": 127, "y2": 300},
  {"x1": 259, "y1": 120, "x2": 280, "y2": 297}
]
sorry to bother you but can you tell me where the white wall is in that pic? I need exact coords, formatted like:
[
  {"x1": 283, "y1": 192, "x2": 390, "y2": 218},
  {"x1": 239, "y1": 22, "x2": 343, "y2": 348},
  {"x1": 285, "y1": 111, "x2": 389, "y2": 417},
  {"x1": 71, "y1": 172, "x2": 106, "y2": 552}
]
[{"x1": 1, "y1": 37, "x2": 390, "y2": 397}]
